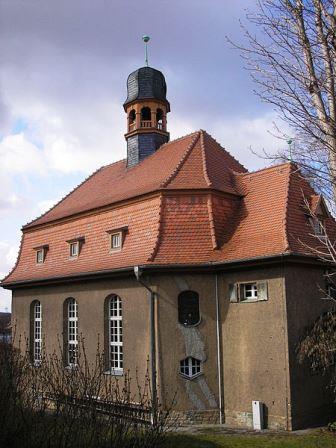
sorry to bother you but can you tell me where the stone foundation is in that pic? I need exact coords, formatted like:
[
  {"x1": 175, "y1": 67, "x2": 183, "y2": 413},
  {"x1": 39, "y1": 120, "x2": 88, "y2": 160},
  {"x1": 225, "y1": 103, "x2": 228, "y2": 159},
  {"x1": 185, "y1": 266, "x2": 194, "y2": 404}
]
[
  {"x1": 168, "y1": 409, "x2": 288, "y2": 430},
  {"x1": 168, "y1": 410, "x2": 220, "y2": 426}
]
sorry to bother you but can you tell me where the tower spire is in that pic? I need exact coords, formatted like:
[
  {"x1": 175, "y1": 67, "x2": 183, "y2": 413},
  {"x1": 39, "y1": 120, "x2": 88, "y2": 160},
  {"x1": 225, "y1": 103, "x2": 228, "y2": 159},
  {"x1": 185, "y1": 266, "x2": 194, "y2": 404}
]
[{"x1": 143, "y1": 35, "x2": 150, "y2": 67}]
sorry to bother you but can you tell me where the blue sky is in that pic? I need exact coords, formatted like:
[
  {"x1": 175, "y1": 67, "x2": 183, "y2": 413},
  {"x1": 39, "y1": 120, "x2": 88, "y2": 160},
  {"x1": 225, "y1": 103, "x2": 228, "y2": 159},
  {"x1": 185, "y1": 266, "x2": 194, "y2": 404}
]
[{"x1": 0, "y1": 0, "x2": 289, "y2": 311}]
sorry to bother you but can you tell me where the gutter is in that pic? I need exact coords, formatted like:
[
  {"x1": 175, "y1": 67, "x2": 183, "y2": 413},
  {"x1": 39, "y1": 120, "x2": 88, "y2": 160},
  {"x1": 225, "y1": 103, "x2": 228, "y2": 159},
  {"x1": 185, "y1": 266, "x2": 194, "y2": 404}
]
[
  {"x1": 133, "y1": 266, "x2": 158, "y2": 426},
  {"x1": 1, "y1": 252, "x2": 328, "y2": 290},
  {"x1": 215, "y1": 273, "x2": 223, "y2": 424}
]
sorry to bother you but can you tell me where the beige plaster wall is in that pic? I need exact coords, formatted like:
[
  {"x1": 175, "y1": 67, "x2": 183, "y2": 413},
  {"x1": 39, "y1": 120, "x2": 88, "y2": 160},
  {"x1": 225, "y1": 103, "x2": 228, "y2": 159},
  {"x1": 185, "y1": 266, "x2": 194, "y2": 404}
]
[
  {"x1": 284, "y1": 264, "x2": 336, "y2": 429},
  {"x1": 12, "y1": 277, "x2": 150, "y2": 389},
  {"x1": 12, "y1": 264, "x2": 329, "y2": 430},
  {"x1": 153, "y1": 268, "x2": 290, "y2": 429},
  {"x1": 219, "y1": 267, "x2": 289, "y2": 430}
]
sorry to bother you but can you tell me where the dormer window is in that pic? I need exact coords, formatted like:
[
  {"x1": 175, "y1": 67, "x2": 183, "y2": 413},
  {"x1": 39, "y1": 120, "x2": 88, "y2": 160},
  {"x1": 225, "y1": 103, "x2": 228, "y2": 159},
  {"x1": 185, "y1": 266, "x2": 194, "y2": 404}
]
[
  {"x1": 70, "y1": 242, "x2": 79, "y2": 257},
  {"x1": 36, "y1": 249, "x2": 44, "y2": 264},
  {"x1": 34, "y1": 245, "x2": 49, "y2": 264},
  {"x1": 111, "y1": 232, "x2": 121, "y2": 251},
  {"x1": 106, "y1": 226, "x2": 128, "y2": 252},
  {"x1": 309, "y1": 217, "x2": 325, "y2": 236},
  {"x1": 66, "y1": 237, "x2": 85, "y2": 258}
]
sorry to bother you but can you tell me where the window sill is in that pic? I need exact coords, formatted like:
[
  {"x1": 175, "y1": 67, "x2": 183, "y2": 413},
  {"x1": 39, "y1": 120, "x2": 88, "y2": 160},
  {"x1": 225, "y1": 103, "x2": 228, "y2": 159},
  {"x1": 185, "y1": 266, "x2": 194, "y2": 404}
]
[
  {"x1": 104, "y1": 369, "x2": 124, "y2": 377},
  {"x1": 65, "y1": 364, "x2": 78, "y2": 371},
  {"x1": 109, "y1": 248, "x2": 122, "y2": 254},
  {"x1": 239, "y1": 298, "x2": 268, "y2": 303},
  {"x1": 179, "y1": 372, "x2": 203, "y2": 381}
]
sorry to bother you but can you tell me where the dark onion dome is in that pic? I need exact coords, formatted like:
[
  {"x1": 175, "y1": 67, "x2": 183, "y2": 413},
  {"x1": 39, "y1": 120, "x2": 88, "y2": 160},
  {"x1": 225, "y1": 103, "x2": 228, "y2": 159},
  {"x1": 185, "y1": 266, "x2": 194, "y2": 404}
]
[{"x1": 124, "y1": 66, "x2": 170, "y2": 111}]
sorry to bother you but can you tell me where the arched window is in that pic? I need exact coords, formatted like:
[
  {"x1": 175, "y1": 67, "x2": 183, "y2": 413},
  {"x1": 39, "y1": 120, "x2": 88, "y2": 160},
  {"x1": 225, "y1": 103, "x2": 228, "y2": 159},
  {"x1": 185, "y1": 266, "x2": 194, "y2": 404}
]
[
  {"x1": 31, "y1": 300, "x2": 42, "y2": 364},
  {"x1": 178, "y1": 291, "x2": 200, "y2": 326},
  {"x1": 105, "y1": 295, "x2": 123, "y2": 374},
  {"x1": 64, "y1": 298, "x2": 78, "y2": 367},
  {"x1": 141, "y1": 106, "x2": 151, "y2": 121},
  {"x1": 156, "y1": 108, "x2": 164, "y2": 130},
  {"x1": 129, "y1": 109, "x2": 136, "y2": 123}
]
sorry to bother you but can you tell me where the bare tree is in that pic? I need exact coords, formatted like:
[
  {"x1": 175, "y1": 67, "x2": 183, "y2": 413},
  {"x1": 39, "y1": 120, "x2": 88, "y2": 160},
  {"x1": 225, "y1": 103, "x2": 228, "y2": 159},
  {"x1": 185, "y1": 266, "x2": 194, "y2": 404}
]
[{"x1": 232, "y1": 0, "x2": 336, "y2": 199}]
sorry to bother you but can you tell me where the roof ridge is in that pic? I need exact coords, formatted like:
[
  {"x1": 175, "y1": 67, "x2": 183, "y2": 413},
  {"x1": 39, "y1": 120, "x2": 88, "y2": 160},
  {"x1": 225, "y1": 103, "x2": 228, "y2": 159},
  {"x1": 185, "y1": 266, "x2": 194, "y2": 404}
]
[
  {"x1": 161, "y1": 131, "x2": 201, "y2": 188},
  {"x1": 283, "y1": 164, "x2": 294, "y2": 252},
  {"x1": 200, "y1": 130, "x2": 212, "y2": 187},
  {"x1": 206, "y1": 195, "x2": 217, "y2": 249},
  {"x1": 22, "y1": 164, "x2": 111, "y2": 230},
  {"x1": 126, "y1": 131, "x2": 201, "y2": 172},
  {"x1": 148, "y1": 195, "x2": 164, "y2": 261},
  {"x1": 202, "y1": 130, "x2": 248, "y2": 172},
  {"x1": 236, "y1": 161, "x2": 293, "y2": 178}
]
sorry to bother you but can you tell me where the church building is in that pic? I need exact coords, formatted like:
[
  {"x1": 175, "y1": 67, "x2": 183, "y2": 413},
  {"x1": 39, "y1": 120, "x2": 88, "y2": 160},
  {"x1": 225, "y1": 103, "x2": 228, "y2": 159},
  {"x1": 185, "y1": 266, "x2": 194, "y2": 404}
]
[{"x1": 2, "y1": 61, "x2": 336, "y2": 430}]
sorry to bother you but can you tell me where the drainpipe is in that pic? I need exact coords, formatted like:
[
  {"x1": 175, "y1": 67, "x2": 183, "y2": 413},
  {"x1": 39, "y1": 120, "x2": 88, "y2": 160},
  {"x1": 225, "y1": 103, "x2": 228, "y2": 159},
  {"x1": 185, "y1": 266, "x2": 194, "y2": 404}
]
[
  {"x1": 134, "y1": 266, "x2": 157, "y2": 425},
  {"x1": 215, "y1": 273, "x2": 223, "y2": 424}
]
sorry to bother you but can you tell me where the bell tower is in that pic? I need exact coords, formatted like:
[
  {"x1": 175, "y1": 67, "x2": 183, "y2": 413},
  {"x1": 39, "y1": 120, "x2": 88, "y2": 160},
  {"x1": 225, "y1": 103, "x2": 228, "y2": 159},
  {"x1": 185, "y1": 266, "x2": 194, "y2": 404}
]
[{"x1": 124, "y1": 36, "x2": 170, "y2": 167}]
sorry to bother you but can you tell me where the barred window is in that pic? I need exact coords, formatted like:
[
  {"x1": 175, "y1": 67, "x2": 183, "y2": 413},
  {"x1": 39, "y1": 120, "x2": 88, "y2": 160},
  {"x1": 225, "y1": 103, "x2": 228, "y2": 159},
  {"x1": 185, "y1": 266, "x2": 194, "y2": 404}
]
[
  {"x1": 178, "y1": 290, "x2": 200, "y2": 326},
  {"x1": 33, "y1": 301, "x2": 42, "y2": 364},
  {"x1": 108, "y1": 295, "x2": 123, "y2": 373},
  {"x1": 66, "y1": 298, "x2": 78, "y2": 366},
  {"x1": 180, "y1": 357, "x2": 201, "y2": 379},
  {"x1": 110, "y1": 232, "x2": 122, "y2": 250}
]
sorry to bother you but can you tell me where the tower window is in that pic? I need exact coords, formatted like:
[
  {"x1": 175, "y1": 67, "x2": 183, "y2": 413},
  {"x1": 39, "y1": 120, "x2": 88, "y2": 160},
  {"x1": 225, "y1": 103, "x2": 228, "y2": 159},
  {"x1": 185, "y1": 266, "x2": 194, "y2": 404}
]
[
  {"x1": 156, "y1": 108, "x2": 164, "y2": 130},
  {"x1": 129, "y1": 109, "x2": 136, "y2": 123},
  {"x1": 180, "y1": 357, "x2": 201, "y2": 379},
  {"x1": 178, "y1": 290, "x2": 200, "y2": 326},
  {"x1": 141, "y1": 106, "x2": 151, "y2": 121}
]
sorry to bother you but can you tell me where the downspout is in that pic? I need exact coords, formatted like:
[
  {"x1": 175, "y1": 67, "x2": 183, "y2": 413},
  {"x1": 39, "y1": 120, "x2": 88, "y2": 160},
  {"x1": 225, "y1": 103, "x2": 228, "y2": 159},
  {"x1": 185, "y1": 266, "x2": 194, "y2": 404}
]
[
  {"x1": 134, "y1": 266, "x2": 157, "y2": 425},
  {"x1": 215, "y1": 273, "x2": 223, "y2": 424}
]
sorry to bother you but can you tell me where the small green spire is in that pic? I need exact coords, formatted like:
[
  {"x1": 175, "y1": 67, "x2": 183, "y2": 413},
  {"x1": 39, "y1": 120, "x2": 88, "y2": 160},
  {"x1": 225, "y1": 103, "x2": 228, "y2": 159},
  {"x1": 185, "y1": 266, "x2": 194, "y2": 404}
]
[
  {"x1": 142, "y1": 35, "x2": 150, "y2": 67},
  {"x1": 287, "y1": 138, "x2": 294, "y2": 161}
]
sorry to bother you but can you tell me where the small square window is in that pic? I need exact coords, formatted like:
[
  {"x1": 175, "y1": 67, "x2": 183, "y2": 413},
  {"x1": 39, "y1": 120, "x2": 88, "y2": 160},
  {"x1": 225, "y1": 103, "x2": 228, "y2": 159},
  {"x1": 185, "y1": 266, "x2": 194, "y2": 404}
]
[
  {"x1": 241, "y1": 283, "x2": 258, "y2": 301},
  {"x1": 70, "y1": 242, "x2": 79, "y2": 257},
  {"x1": 111, "y1": 232, "x2": 122, "y2": 251},
  {"x1": 36, "y1": 249, "x2": 45, "y2": 264}
]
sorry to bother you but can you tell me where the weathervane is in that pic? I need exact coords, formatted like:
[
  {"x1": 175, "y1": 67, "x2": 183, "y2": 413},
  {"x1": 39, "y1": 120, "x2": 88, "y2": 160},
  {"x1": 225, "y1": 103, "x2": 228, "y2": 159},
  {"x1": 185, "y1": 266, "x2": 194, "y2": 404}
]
[{"x1": 142, "y1": 35, "x2": 150, "y2": 67}]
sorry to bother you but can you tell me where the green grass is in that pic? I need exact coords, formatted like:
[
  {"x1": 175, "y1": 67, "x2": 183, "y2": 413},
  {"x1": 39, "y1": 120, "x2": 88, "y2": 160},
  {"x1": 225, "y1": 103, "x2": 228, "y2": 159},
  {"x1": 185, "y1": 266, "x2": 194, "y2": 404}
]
[{"x1": 163, "y1": 431, "x2": 336, "y2": 448}]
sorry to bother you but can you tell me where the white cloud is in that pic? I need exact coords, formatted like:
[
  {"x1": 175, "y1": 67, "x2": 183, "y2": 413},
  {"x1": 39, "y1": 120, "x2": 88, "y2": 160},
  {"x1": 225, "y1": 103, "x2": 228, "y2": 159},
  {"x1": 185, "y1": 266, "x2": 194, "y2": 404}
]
[
  {"x1": 0, "y1": 240, "x2": 20, "y2": 311},
  {"x1": 0, "y1": 133, "x2": 46, "y2": 174}
]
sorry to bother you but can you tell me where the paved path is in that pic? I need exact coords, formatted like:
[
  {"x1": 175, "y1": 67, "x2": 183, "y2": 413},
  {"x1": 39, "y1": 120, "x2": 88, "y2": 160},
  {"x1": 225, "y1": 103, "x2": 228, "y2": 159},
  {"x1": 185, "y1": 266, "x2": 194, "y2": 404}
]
[{"x1": 173, "y1": 424, "x2": 321, "y2": 437}]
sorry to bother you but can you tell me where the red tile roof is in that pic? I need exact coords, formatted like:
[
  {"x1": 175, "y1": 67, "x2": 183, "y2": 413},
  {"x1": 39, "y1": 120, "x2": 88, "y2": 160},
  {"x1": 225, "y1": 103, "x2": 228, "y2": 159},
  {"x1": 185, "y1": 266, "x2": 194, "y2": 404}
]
[{"x1": 3, "y1": 130, "x2": 336, "y2": 286}]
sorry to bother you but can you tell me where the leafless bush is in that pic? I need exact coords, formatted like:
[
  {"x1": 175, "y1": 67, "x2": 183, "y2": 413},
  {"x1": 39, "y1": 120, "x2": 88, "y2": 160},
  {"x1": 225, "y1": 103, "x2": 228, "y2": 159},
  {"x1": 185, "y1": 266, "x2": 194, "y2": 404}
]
[{"x1": 0, "y1": 338, "x2": 172, "y2": 448}]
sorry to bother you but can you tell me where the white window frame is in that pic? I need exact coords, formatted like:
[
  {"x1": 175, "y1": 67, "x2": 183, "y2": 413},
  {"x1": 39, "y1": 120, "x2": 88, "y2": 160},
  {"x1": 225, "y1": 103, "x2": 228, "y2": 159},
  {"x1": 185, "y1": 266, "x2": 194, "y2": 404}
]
[
  {"x1": 229, "y1": 281, "x2": 268, "y2": 303},
  {"x1": 110, "y1": 232, "x2": 122, "y2": 251},
  {"x1": 33, "y1": 301, "x2": 42, "y2": 365},
  {"x1": 69, "y1": 241, "x2": 79, "y2": 258},
  {"x1": 241, "y1": 282, "x2": 258, "y2": 301},
  {"x1": 36, "y1": 248, "x2": 45, "y2": 264},
  {"x1": 108, "y1": 296, "x2": 123, "y2": 375},
  {"x1": 67, "y1": 298, "x2": 78, "y2": 367},
  {"x1": 179, "y1": 357, "x2": 201, "y2": 380}
]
